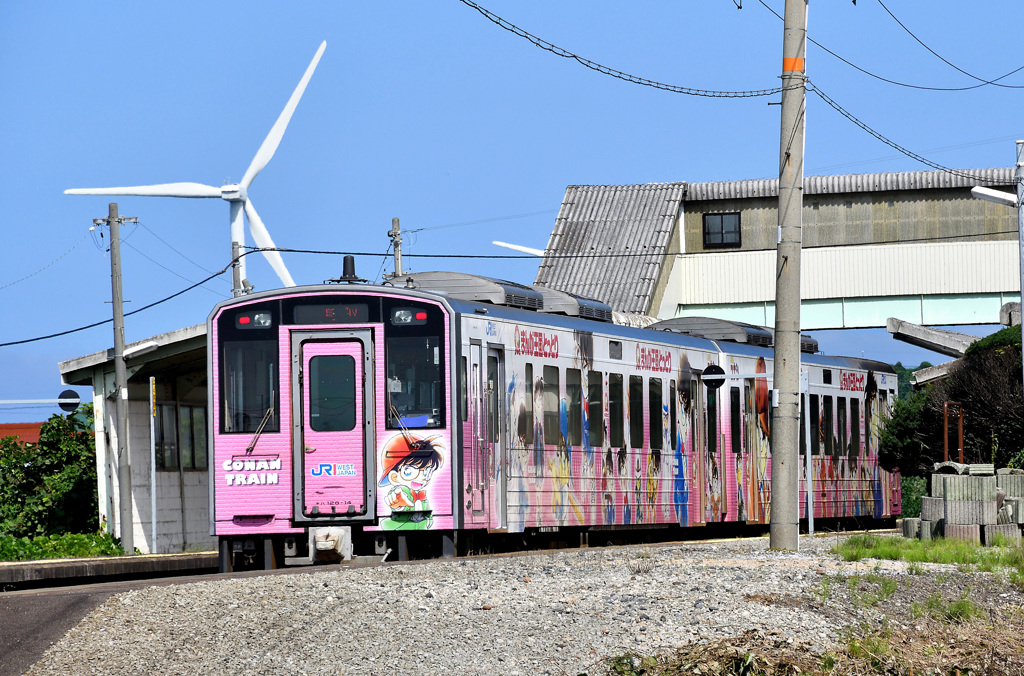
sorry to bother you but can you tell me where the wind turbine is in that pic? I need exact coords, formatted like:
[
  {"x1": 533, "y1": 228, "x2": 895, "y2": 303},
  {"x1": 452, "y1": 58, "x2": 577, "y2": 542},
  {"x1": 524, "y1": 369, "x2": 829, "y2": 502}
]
[{"x1": 66, "y1": 41, "x2": 327, "y2": 293}]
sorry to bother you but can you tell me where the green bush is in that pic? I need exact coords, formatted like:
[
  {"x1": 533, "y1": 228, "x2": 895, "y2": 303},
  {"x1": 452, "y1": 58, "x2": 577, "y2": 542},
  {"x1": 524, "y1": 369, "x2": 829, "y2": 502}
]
[
  {"x1": 901, "y1": 475, "x2": 926, "y2": 519},
  {"x1": 0, "y1": 405, "x2": 98, "y2": 537},
  {"x1": 0, "y1": 530, "x2": 125, "y2": 561}
]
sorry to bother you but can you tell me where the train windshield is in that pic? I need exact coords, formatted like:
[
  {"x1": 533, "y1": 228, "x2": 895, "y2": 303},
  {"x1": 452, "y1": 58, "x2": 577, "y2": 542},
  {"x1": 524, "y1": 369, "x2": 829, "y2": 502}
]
[
  {"x1": 221, "y1": 339, "x2": 280, "y2": 433},
  {"x1": 386, "y1": 335, "x2": 443, "y2": 428}
]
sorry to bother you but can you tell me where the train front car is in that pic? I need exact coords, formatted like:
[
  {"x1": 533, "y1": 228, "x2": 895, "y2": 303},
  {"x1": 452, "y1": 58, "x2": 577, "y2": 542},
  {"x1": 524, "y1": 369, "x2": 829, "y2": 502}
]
[{"x1": 208, "y1": 287, "x2": 455, "y2": 571}]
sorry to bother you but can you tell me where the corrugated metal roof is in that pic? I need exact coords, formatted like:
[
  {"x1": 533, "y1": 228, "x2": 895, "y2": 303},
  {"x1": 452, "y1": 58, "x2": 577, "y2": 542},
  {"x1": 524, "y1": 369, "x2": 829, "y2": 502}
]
[
  {"x1": 534, "y1": 183, "x2": 685, "y2": 314},
  {"x1": 685, "y1": 167, "x2": 1014, "y2": 201}
]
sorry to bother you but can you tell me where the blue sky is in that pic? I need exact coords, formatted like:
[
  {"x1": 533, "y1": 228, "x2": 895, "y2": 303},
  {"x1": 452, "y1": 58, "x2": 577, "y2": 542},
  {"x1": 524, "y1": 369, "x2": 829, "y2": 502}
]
[{"x1": 1, "y1": 1, "x2": 1020, "y2": 422}]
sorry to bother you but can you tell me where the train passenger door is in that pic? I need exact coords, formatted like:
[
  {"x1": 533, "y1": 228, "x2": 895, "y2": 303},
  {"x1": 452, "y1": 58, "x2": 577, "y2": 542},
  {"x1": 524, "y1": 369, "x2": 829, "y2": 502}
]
[
  {"x1": 486, "y1": 348, "x2": 507, "y2": 530},
  {"x1": 466, "y1": 343, "x2": 507, "y2": 530},
  {"x1": 466, "y1": 343, "x2": 487, "y2": 524},
  {"x1": 291, "y1": 330, "x2": 375, "y2": 522}
]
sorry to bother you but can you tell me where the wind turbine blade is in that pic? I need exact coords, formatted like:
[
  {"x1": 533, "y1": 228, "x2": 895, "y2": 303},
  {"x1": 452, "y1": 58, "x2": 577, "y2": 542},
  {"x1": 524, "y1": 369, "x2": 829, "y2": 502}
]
[
  {"x1": 240, "y1": 41, "x2": 326, "y2": 190},
  {"x1": 493, "y1": 241, "x2": 545, "y2": 256},
  {"x1": 65, "y1": 183, "x2": 222, "y2": 198},
  {"x1": 243, "y1": 199, "x2": 296, "y2": 287}
]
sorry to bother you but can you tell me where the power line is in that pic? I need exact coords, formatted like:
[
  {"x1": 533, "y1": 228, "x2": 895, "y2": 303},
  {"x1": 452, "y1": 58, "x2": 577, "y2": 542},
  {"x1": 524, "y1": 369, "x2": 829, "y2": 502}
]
[
  {"x1": 459, "y1": 0, "x2": 1005, "y2": 182},
  {"x1": 0, "y1": 230, "x2": 89, "y2": 292},
  {"x1": 876, "y1": 0, "x2": 1024, "y2": 89},
  {"x1": 807, "y1": 83, "x2": 1008, "y2": 183},
  {"x1": 5, "y1": 226, "x2": 1019, "y2": 349},
  {"x1": 456, "y1": 0, "x2": 791, "y2": 99},
  {"x1": 139, "y1": 222, "x2": 218, "y2": 275},
  {"x1": 121, "y1": 240, "x2": 228, "y2": 298},
  {"x1": 757, "y1": 0, "x2": 1024, "y2": 91},
  {"x1": 0, "y1": 264, "x2": 231, "y2": 349},
  {"x1": 406, "y1": 209, "x2": 559, "y2": 233}
]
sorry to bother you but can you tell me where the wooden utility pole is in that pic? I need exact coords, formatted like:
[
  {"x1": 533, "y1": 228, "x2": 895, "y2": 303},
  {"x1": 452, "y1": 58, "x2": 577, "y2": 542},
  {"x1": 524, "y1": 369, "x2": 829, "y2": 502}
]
[
  {"x1": 96, "y1": 203, "x2": 137, "y2": 555},
  {"x1": 770, "y1": 0, "x2": 807, "y2": 551},
  {"x1": 389, "y1": 217, "x2": 404, "y2": 277}
]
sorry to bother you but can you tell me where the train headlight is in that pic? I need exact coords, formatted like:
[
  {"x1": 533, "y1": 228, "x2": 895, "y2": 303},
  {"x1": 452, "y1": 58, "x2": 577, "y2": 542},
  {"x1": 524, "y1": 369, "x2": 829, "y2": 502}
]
[
  {"x1": 391, "y1": 308, "x2": 428, "y2": 326},
  {"x1": 236, "y1": 311, "x2": 273, "y2": 329}
]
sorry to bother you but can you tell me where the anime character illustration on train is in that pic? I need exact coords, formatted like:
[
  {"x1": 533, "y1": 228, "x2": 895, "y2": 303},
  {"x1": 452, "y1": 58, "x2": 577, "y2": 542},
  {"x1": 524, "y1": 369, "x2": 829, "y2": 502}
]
[{"x1": 379, "y1": 431, "x2": 444, "y2": 530}]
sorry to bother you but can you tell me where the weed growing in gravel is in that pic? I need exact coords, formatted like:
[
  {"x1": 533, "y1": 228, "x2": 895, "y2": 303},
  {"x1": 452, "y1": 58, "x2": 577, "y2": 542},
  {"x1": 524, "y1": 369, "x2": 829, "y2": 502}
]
[
  {"x1": 812, "y1": 574, "x2": 838, "y2": 603},
  {"x1": 906, "y1": 561, "x2": 925, "y2": 575},
  {"x1": 844, "y1": 623, "x2": 892, "y2": 670},
  {"x1": 911, "y1": 592, "x2": 984, "y2": 624},
  {"x1": 845, "y1": 573, "x2": 897, "y2": 607},
  {"x1": 626, "y1": 549, "x2": 655, "y2": 575}
]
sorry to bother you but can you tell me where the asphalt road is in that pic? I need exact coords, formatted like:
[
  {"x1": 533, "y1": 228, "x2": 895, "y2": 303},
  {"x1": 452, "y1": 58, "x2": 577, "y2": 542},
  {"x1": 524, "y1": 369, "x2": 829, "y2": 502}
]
[{"x1": 0, "y1": 587, "x2": 113, "y2": 676}]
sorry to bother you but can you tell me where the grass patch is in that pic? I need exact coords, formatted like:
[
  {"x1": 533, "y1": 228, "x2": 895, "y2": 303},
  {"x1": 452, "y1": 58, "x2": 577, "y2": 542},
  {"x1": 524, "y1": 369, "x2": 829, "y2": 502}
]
[{"x1": 835, "y1": 532, "x2": 1024, "y2": 572}]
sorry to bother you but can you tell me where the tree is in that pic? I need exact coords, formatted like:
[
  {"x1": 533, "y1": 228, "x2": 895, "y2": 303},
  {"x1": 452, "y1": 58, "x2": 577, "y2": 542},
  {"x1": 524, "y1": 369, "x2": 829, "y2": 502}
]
[
  {"x1": 0, "y1": 405, "x2": 97, "y2": 537},
  {"x1": 879, "y1": 326, "x2": 1023, "y2": 475}
]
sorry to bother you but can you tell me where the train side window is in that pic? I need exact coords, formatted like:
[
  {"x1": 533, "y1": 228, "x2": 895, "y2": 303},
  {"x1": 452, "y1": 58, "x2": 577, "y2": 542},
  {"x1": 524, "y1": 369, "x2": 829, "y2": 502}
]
[
  {"x1": 629, "y1": 376, "x2": 644, "y2": 449},
  {"x1": 823, "y1": 396, "x2": 834, "y2": 456},
  {"x1": 691, "y1": 380, "x2": 699, "y2": 449},
  {"x1": 810, "y1": 394, "x2": 820, "y2": 455},
  {"x1": 524, "y1": 364, "x2": 534, "y2": 446},
  {"x1": 850, "y1": 398, "x2": 860, "y2": 457},
  {"x1": 460, "y1": 357, "x2": 468, "y2": 422},
  {"x1": 543, "y1": 366, "x2": 560, "y2": 446},
  {"x1": 487, "y1": 355, "x2": 499, "y2": 444},
  {"x1": 566, "y1": 368, "x2": 583, "y2": 446},
  {"x1": 649, "y1": 378, "x2": 663, "y2": 450},
  {"x1": 609, "y1": 341, "x2": 622, "y2": 360},
  {"x1": 837, "y1": 396, "x2": 847, "y2": 456},
  {"x1": 669, "y1": 380, "x2": 677, "y2": 450},
  {"x1": 588, "y1": 370, "x2": 603, "y2": 447},
  {"x1": 385, "y1": 335, "x2": 443, "y2": 428},
  {"x1": 707, "y1": 386, "x2": 717, "y2": 458},
  {"x1": 609, "y1": 374, "x2": 624, "y2": 447},
  {"x1": 730, "y1": 386, "x2": 741, "y2": 456},
  {"x1": 746, "y1": 383, "x2": 754, "y2": 458}
]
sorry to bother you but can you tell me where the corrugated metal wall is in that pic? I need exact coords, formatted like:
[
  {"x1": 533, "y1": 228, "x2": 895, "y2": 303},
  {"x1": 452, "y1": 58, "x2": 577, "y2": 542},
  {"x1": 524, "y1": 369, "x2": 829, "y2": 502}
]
[{"x1": 673, "y1": 240, "x2": 1019, "y2": 304}]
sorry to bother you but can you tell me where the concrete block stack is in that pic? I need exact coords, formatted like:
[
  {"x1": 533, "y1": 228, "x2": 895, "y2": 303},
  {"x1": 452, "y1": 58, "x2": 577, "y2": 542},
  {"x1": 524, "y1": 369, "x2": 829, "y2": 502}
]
[{"x1": 906, "y1": 464, "x2": 1024, "y2": 546}]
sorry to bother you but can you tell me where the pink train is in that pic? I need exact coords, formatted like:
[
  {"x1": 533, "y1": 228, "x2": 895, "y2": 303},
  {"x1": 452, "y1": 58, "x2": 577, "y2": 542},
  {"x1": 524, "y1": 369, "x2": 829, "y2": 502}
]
[{"x1": 208, "y1": 269, "x2": 900, "y2": 570}]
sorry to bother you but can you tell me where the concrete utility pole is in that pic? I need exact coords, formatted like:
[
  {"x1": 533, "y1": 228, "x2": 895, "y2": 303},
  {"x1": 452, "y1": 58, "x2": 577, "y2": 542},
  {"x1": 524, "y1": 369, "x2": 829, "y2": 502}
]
[
  {"x1": 770, "y1": 0, "x2": 807, "y2": 551},
  {"x1": 388, "y1": 217, "x2": 404, "y2": 278},
  {"x1": 95, "y1": 203, "x2": 137, "y2": 555}
]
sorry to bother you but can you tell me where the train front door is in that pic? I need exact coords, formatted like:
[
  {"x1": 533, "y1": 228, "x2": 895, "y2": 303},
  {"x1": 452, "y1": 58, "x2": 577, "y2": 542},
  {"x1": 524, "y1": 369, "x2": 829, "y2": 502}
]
[{"x1": 291, "y1": 330, "x2": 375, "y2": 522}]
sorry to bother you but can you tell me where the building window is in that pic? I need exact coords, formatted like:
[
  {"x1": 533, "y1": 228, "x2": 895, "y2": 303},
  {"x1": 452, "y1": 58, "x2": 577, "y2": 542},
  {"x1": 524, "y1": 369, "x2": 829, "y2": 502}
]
[
  {"x1": 702, "y1": 213, "x2": 741, "y2": 249},
  {"x1": 157, "y1": 404, "x2": 207, "y2": 470}
]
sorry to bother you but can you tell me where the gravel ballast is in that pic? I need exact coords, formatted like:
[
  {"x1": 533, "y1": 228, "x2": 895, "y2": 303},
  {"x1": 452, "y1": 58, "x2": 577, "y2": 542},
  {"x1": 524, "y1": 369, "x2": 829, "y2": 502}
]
[{"x1": 24, "y1": 533, "x2": 1021, "y2": 675}]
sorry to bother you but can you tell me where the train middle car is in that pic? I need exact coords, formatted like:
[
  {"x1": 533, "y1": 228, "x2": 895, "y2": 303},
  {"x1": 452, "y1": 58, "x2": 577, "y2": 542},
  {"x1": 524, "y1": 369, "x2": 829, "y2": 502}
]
[{"x1": 208, "y1": 271, "x2": 900, "y2": 570}]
